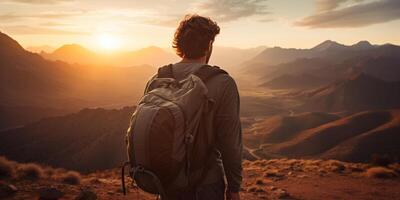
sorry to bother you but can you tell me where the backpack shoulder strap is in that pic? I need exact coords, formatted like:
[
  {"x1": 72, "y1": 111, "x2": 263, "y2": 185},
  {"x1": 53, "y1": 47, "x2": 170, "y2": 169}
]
[
  {"x1": 157, "y1": 64, "x2": 174, "y2": 78},
  {"x1": 194, "y1": 65, "x2": 228, "y2": 83}
]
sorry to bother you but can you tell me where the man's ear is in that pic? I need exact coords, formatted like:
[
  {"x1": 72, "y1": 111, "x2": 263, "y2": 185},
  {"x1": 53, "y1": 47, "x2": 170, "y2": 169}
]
[
  {"x1": 208, "y1": 40, "x2": 214, "y2": 52},
  {"x1": 205, "y1": 40, "x2": 214, "y2": 64}
]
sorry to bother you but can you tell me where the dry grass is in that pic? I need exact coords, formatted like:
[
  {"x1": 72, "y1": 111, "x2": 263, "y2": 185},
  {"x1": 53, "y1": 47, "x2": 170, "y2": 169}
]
[
  {"x1": 255, "y1": 178, "x2": 265, "y2": 185},
  {"x1": 388, "y1": 163, "x2": 400, "y2": 174},
  {"x1": 264, "y1": 169, "x2": 284, "y2": 178},
  {"x1": 17, "y1": 163, "x2": 44, "y2": 180},
  {"x1": 365, "y1": 167, "x2": 398, "y2": 179},
  {"x1": 247, "y1": 185, "x2": 266, "y2": 193},
  {"x1": 59, "y1": 171, "x2": 81, "y2": 185},
  {"x1": 324, "y1": 160, "x2": 346, "y2": 173},
  {"x1": 0, "y1": 156, "x2": 16, "y2": 179}
]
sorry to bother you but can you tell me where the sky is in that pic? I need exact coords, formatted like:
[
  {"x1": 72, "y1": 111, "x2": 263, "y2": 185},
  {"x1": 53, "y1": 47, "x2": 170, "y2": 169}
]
[{"x1": 0, "y1": 0, "x2": 399, "y2": 52}]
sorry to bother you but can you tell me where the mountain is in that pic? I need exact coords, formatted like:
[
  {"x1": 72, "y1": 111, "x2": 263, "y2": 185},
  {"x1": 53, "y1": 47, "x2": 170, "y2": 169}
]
[
  {"x1": 117, "y1": 46, "x2": 178, "y2": 67},
  {"x1": 43, "y1": 44, "x2": 178, "y2": 67},
  {"x1": 312, "y1": 40, "x2": 348, "y2": 51},
  {"x1": 209, "y1": 46, "x2": 266, "y2": 70},
  {"x1": 26, "y1": 45, "x2": 55, "y2": 53},
  {"x1": 244, "y1": 112, "x2": 340, "y2": 148},
  {"x1": 261, "y1": 73, "x2": 329, "y2": 89},
  {"x1": 43, "y1": 44, "x2": 264, "y2": 70},
  {"x1": 246, "y1": 110, "x2": 400, "y2": 163},
  {"x1": 351, "y1": 41, "x2": 374, "y2": 50},
  {"x1": 259, "y1": 110, "x2": 400, "y2": 163},
  {"x1": 0, "y1": 107, "x2": 133, "y2": 172},
  {"x1": 242, "y1": 40, "x2": 400, "y2": 82},
  {"x1": 301, "y1": 73, "x2": 400, "y2": 112},
  {"x1": 42, "y1": 44, "x2": 98, "y2": 65},
  {"x1": 0, "y1": 31, "x2": 155, "y2": 129}
]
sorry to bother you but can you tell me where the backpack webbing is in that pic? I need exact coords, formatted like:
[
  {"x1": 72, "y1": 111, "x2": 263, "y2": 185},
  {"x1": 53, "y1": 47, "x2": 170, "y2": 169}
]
[{"x1": 157, "y1": 64, "x2": 227, "y2": 82}]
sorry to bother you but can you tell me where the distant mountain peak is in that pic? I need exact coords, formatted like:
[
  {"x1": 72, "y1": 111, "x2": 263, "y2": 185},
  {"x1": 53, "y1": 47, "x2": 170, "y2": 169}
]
[
  {"x1": 54, "y1": 44, "x2": 91, "y2": 52},
  {"x1": 351, "y1": 41, "x2": 373, "y2": 50},
  {"x1": 51, "y1": 44, "x2": 95, "y2": 57},
  {"x1": 312, "y1": 40, "x2": 346, "y2": 51}
]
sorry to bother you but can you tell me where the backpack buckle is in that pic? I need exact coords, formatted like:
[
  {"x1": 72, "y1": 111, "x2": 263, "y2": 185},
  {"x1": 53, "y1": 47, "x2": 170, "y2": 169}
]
[
  {"x1": 185, "y1": 134, "x2": 194, "y2": 144},
  {"x1": 135, "y1": 165, "x2": 145, "y2": 172}
]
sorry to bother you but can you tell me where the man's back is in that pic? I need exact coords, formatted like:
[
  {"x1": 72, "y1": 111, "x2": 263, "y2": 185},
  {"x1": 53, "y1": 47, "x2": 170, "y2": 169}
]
[
  {"x1": 129, "y1": 14, "x2": 243, "y2": 200},
  {"x1": 171, "y1": 62, "x2": 243, "y2": 194}
]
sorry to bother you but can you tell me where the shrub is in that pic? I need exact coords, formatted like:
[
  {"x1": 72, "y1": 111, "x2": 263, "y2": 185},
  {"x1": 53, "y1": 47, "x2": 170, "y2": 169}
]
[
  {"x1": 365, "y1": 167, "x2": 398, "y2": 179},
  {"x1": 370, "y1": 154, "x2": 395, "y2": 167},
  {"x1": 247, "y1": 186, "x2": 258, "y2": 193},
  {"x1": 325, "y1": 160, "x2": 346, "y2": 173},
  {"x1": 264, "y1": 169, "x2": 283, "y2": 177},
  {"x1": 255, "y1": 179, "x2": 264, "y2": 185},
  {"x1": 389, "y1": 163, "x2": 400, "y2": 174},
  {"x1": 60, "y1": 171, "x2": 81, "y2": 185},
  {"x1": 0, "y1": 157, "x2": 15, "y2": 179},
  {"x1": 17, "y1": 163, "x2": 43, "y2": 180}
]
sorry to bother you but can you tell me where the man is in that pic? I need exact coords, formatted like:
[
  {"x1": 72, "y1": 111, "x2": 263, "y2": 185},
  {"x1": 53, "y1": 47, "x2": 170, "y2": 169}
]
[{"x1": 144, "y1": 14, "x2": 242, "y2": 200}]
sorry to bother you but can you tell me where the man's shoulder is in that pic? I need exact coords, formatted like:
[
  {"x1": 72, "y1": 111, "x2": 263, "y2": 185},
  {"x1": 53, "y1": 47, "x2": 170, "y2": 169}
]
[{"x1": 209, "y1": 67, "x2": 236, "y2": 85}]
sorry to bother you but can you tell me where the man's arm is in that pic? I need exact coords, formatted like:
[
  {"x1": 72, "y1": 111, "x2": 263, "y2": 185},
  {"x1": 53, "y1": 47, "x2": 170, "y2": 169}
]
[{"x1": 215, "y1": 76, "x2": 243, "y2": 193}]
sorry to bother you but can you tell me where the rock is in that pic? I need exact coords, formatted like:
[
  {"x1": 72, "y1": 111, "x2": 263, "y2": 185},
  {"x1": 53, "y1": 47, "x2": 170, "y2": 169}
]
[
  {"x1": 269, "y1": 186, "x2": 277, "y2": 191},
  {"x1": 297, "y1": 174, "x2": 309, "y2": 178},
  {"x1": 38, "y1": 187, "x2": 64, "y2": 200},
  {"x1": 331, "y1": 164, "x2": 346, "y2": 173},
  {"x1": 265, "y1": 170, "x2": 285, "y2": 178},
  {"x1": 75, "y1": 189, "x2": 97, "y2": 200},
  {"x1": 0, "y1": 182, "x2": 17, "y2": 198},
  {"x1": 276, "y1": 189, "x2": 291, "y2": 199}
]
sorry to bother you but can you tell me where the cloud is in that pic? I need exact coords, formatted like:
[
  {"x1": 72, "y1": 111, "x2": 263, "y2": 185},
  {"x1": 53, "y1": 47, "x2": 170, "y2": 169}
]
[
  {"x1": 0, "y1": 11, "x2": 85, "y2": 22},
  {"x1": 39, "y1": 21, "x2": 70, "y2": 27},
  {"x1": 296, "y1": 0, "x2": 400, "y2": 28},
  {"x1": 315, "y1": 0, "x2": 365, "y2": 12},
  {"x1": 5, "y1": 0, "x2": 73, "y2": 4},
  {"x1": 144, "y1": 17, "x2": 181, "y2": 28},
  {"x1": 2, "y1": 25, "x2": 86, "y2": 35},
  {"x1": 192, "y1": 0, "x2": 270, "y2": 22}
]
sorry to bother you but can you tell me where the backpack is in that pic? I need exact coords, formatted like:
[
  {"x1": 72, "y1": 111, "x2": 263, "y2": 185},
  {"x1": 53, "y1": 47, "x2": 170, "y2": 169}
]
[{"x1": 121, "y1": 64, "x2": 227, "y2": 198}]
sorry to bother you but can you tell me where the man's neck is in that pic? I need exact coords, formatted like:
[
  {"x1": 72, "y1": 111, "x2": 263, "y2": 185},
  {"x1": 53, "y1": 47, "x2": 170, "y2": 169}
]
[{"x1": 179, "y1": 57, "x2": 207, "y2": 64}]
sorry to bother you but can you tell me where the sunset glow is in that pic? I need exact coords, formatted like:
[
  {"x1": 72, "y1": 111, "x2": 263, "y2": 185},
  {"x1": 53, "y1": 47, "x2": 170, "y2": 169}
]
[
  {"x1": 1, "y1": 0, "x2": 399, "y2": 51},
  {"x1": 97, "y1": 34, "x2": 121, "y2": 50}
]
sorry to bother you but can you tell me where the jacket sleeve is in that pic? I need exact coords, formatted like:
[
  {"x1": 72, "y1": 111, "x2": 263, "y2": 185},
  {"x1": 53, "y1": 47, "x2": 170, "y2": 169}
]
[{"x1": 215, "y1": 76, "x2": 243, "y2": 192}]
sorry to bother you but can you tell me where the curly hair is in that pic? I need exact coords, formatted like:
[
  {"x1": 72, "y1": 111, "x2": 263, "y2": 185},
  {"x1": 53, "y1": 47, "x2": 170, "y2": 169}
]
[{"x1": 173, "y1": 14, "x2": 220, "y2": 59}]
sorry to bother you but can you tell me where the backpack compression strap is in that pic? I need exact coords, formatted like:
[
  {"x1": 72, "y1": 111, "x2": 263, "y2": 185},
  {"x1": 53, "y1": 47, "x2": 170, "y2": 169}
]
[
  {"x1": 194, "y1": 65, "x2": 228, "y2": 83},
  {"x1": 158, "y1": 64, "x2": 174, "y2": 78},
  {"x1": 157, "y1": 64, "x2": 228, "y2": 82}
]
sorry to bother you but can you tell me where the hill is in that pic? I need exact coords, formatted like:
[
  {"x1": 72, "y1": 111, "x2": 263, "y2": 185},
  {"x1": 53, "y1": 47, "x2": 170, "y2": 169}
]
[
  {"x1": 1, "y1": 157, "x2": 399, "y2": 200},
  {"x1": 43, "y1": 44, "x2": 265, "y2": 70},
  {"x1": 41, "y1": 44, "x2": 98, "y2": 65},
  {"x1": 0, "y1": 107, "x2": 133, "y2": 172},
  {"x1": 42, "y1": 44, "x2": 178, "y2": 67},
  {"x1": 241, "y1": 40, "x2": 400, "y2": 87},
  {"x1": 244, "y1": 112, "x2": 340, "y2": 148},
  {"x1": 301, "y1": 73, "x2": 400, "y2": 112},
  {"x1": 246, "y1": 40, "x2": 399, "y2": 69},
  {"x1": 261, "y1": 73, "x2": 328, "y2": 89},
  {"x1": 255, "y1": 110, "x2": 400, "y2": 163},
  {"x1": 0, "y1": 31, "x2": 155, "y2": 129}
]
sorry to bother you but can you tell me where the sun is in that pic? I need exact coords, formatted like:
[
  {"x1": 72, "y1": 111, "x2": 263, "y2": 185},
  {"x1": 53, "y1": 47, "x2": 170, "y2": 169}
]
[{"x1": 97, "y1": 33, "x2": 121, "y2": 50}]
